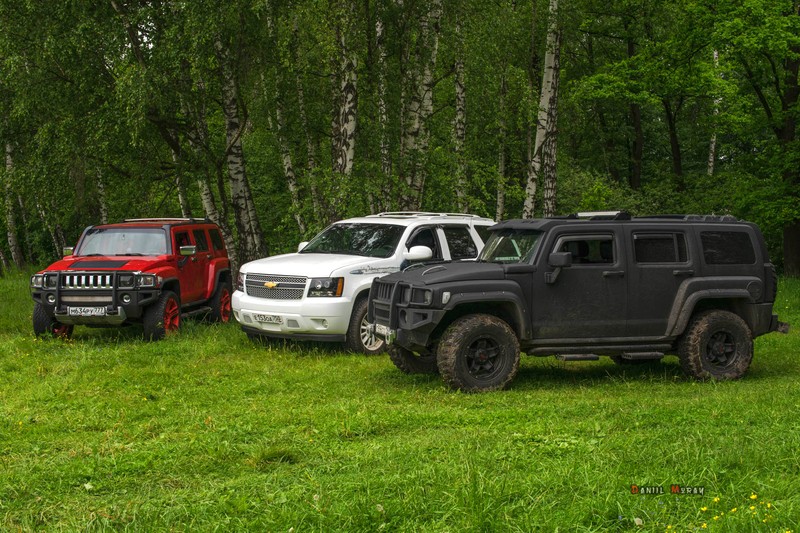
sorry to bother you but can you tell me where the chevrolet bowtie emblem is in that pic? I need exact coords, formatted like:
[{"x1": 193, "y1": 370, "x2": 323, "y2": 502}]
[{"x1": 264, "y1": 281, "x2": 278, "y2": 289}]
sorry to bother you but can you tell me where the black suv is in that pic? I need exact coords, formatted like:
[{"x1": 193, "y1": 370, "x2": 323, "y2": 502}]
[{"x1": 368, "y1": 212, "x2": 789, "y2": 392}]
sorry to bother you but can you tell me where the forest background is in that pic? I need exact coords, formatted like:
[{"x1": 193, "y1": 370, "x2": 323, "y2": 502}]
[{"x1": 1, "y1": 0, "x2": 799, "y2": 275}]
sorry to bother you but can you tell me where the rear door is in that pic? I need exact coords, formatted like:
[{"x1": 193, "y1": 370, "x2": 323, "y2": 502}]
[
  {"x1": 625, "y1": 228, "x2": 694, "y2": 337},
  {"x1": 532, "y1": 227, "x2": 628, "y2": 340}
]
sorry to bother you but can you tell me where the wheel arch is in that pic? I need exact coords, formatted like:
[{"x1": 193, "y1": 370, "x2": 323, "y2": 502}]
[
  {"x1": 669, "y1": 291, "x2": 755, "y2": 337},
  {"x1": 431, "y1": 296, "x2": 526, "y2": 345}
]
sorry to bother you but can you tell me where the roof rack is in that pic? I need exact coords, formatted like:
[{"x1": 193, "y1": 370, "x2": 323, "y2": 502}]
[
  {"x1": 369, "y1": 212, "x2": 484, "y2": 219},
  {"x1": 122, "y1": 218, "x2": 211, "y2": 223},
  {"x1": 563, "y1": 211, "x2": 632, "y2": 220},
  {"x1": 635, "y1": 214, "x2": 740, "y2": 222}
]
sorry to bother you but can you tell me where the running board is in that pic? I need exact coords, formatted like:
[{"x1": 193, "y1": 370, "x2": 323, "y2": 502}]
[
  {"x1": 182, "y1": 306, "x2": 212, "y2": 318},
  {"x1": 556, "y1": 354, "x2": 600, "y2": 361},
  {"x1": 620, "y1": 352, "x2": 664, "y2": 360}
]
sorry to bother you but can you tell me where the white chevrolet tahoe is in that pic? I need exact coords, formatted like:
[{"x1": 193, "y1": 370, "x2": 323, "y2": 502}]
[{"x1": 232, "y1": 212, "x2": 495, "y2": 353}]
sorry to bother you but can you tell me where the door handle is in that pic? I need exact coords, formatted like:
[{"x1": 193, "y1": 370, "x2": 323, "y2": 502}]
[
  {"x1": 602, "y1": 270, "x2": 625, "y2": 278},
  {"x1": 673, "y1": 269, "x2": 694, "y2": 276},
  {"x1": 191, "y1": 256, "x2": 198, "y2": 263}
]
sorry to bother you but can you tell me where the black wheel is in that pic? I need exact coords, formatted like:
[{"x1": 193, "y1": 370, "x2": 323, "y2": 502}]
[
  {"x1": 437, "y1": 314, "x2": 520, "y2": 392},
  {"x1": 679, "y1": 310, "x2": 753, "y2": 381},
  {"x1": 33, "y1": 303, "x2": 73, "y2": 339},
  {"x1": 345, "y1": 298, "x2": 385, "y2": 354},
  {"x1": 143, "y1": 291, "x2": 181, "y2": 341},
  {"x1": 208, "y1": 280, "x2": 232, "y2": 323},
  {"x1": 387, "y1": 344, "x2": 439, "y2": 374}
]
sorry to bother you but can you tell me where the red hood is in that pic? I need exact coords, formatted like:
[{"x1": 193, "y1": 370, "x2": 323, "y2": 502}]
[{"x1": 43, "y1": 255, "x2": 172, "y2": 272}]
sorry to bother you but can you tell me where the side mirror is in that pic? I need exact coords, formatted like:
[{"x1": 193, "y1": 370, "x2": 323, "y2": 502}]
[
  {"x1": 298, "y1": 241, "x2": 309, "y2": 252},
  {"x1": 63, "y1": 247, "x2": 74, "y2": 256},
  {"x1": 179, "y1": 245, "x2": 197, "y2": 256},
  {"x1": 546, "y1": 251, "x2": 572, "y2": 284},
  {"x1": 548, "y1": 251, "x2": 573, "y2": 268},
  {"x1": 404, "y1": 245, "x2": 433, "y2": 261}
]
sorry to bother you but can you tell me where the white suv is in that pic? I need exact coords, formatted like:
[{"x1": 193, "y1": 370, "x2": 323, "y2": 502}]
[{"x1": 232, "y1": 212, "x2": 495, "y2": 353}]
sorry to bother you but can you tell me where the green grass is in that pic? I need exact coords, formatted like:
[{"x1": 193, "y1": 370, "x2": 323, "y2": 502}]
[{"x1": 1, "y1": 273, "x2": 799, "y2": 532}]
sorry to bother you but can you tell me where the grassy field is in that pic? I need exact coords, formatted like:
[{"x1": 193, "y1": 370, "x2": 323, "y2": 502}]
[{"x1": 1, "y1": 272, "x2": 798, "y2": 532}]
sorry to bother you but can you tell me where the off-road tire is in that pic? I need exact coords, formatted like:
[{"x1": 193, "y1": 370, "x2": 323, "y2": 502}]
[
  {"x1": 387, "y1": 344, "x2": 439, "y2": 374},
  {"x1": 437, "y1": 314, "x2": 520, "y2": 392},
  {"x1": 679, "y1": 310, "x2": 753, "y2": 381},
  {"x1": 345, "y1": 297, "x2": 385, "y2": 354},
  {"x1": 143, "y1": 290, "x2": 181, "y2": 341},
  {"x1": 208, "y1": 280, "x2": 232, "y2": 323},
  {"x1": 33, "y1": 303, "x2": 73, "y2": 339}
]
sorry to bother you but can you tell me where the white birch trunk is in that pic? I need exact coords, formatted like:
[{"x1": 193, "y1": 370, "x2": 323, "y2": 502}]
[
  {"x1": 333, "y1": 7, "x2": 358, "y2": 178},
  {"x1": 453, "y1": 17, "x2": 468, "y2": 212},
  {"x1": 4, "y1": 143, "x2": 24, "y2": 268},
  {"x1": 96, "y1": 168, "x2": 109, "y2": 224},
  {"x1": 216, "y1": 37, "x2": 266, "y2": 263},
  {"x1": 708, "y1": 49, "x2": 721, "y2": 176},
  {"x1": 270, "y1": 110, "x2": 307, "y2": 234},
  {"x1": 524, "y1": 0, "x2": 560, "y2": 219},
  {"x1": 376, "y1": 17, "x2": 392, "y2": 211},
  {"x1": 172, "y1": 150, "x2": 192, "y2": 218},
  {"x1": 496, "y1": 76, "x2": 507, "y2": 222}
]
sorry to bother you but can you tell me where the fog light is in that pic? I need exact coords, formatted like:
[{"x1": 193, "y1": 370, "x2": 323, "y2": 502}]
[
  {"x1": 121, "y1": 294, "x2": 132, "y2": 304},
  {"x1": 46, "y1": 294, "x2": 56, "y2": 304}
]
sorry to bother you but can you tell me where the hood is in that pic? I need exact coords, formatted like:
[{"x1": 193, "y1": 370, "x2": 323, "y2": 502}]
[
  {"x1": 382, "y1": 261, "x2": 506, "y2": 286},
  {"x1": 240, "y1": 252, "x2": 380, "y2": 278},
  {"x1": 44, "y1": 255, "x2": 171, "y2": 272}
]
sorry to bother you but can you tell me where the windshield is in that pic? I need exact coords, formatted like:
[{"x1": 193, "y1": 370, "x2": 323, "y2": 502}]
[
  {"x1": 300, "y1": 223, "x2": 405, "y2": 258},
  {"x1": 76, "y1": 228, "x2": 168, "y2": 256},
  {"x1": 479, "y1": 229, "x2": 543, "y2": 264}
]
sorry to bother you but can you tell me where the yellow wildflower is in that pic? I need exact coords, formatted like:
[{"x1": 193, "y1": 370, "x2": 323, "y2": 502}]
[
  {"x1": 750, "y1": 494, "x2": 758, "y2": 500},
  {"x1": 701, "y1": 507, "x2": 708, "y2": 512},
  {"x1": 701, "y1": 525, "x2": 707, "y2": 530},
  {"x1": 713, "y1": 497, "x2": 720, "y2": 503},
  {"x1": 731, "y1": 508, "x2": 737, "y2": 513}
]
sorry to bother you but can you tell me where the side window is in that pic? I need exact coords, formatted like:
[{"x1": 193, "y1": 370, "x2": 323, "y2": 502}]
[
  {"x1": 192, "y1": 229, "x2": 210, "y2": 252},
  {"x1": 175, "y1": 231, "x2": 191, "y2": 250},
  {"x1": 701, "y1": 231, "x2": 756, "y2": 265},
  {"x1": 634, "y1": 233, "x2": 688, "y2": 263},
  {"x1": 475, "y1": 225, "x2": 493, "y2": 244},
  {"x1": 406, "y1": 227, "x2": 442, "y2": 260},
  {"x1": 557, "y1": 235, "x2": 614, "y2": 265},
  {"x1": 209, "y1": 229, "x2": 225, "y2": 251},
  {"x1": 443, "y1": 226, "x2": 478, "y2": 259}
]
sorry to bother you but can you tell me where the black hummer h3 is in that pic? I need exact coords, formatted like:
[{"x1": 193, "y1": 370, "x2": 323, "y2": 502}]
[{"x1": 368, "y1": 212, "x2": 789, "y2": 392}]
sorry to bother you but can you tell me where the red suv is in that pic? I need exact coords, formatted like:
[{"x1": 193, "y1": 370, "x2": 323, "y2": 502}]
[{"x1": 30, "y1": 218, "x2": 232, "y2": 340}]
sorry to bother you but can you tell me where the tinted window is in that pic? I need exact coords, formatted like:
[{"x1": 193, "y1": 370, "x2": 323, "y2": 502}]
[
  {"x1": 479, "y1": 230, "x2": 542, "y2": 264},
  {"x1": 557, "y1": 236, "x2": 614, "y2": 264},
  {"x1": 76, "y1": 228, "x2": 167, "y2": 256},
  {"x1": 406, "y1": 228, "x2": 442, "y2": 260},
  {"x1": 175, "y1": 231, "x2": 191, "y2": 249},
  {"x1": 475, "y1": 225, "x2": 493, "y2": 244},
  {"x1": 209, "y1": 229, "x2": 225, "y2": 251},
  {"x1": 193, "y1": 229, "x2": 209, "y2": 252},
  {"x1": 701, "y1": 231, "x2": 755, "y2": 265},
  {"x1": 443, "y1": 227, "x2": 478, "y2": 259},
  {"x1": 634, "y1": 234, "x2": 687, "y2": 263}
]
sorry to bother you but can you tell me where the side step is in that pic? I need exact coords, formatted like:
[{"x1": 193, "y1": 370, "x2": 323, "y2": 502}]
[
  {"x1": 182, "y1": 306, "x2": 212, "y2": 318},
  {"x1": 619, "y1": 352, "x2": 664, "y2": 360},
  {"x1": 556, "y1": 354, "x2": 600, "y2": 362}
]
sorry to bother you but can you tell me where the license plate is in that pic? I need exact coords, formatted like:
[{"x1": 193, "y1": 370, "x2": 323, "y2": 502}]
[
  {"x1": 375, "y1": 323, "x2": 392, "y2": 338},
  {"x1": 68, "y1": 306, "x2": 107, "y2": 317},
  {"x1": 254, "y1": 314, "x2": 283, "y2": 324}
]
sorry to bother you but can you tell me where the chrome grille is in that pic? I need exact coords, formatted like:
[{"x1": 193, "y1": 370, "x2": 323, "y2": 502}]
[
  {"x1": 245, "y1": 274, "x2": 307, "y2": 300},
  {"x1": 62, "y1": 273, "x2": 114, "y2": 289}
]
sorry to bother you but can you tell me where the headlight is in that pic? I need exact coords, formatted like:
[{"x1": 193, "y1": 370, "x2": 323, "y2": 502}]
[
  {"x1": 136, "y1": 274, "x2": 158, "y2": 288},
  {"x1": 237, "y1": 273, "x2": 244, "y2": 292},
  {"x1": 308, "y1": 277, "x2": 344, "y2": 297},
  {"x1": 31, "y1": 274, "x2": 44, "y2": 288},
  {"x1": 411, "y1": 288, "x2": 433, "y2": 305},
  {"x1": 118, "y1": 273, "x2": 135, "y2": 288},
  {"x1": 44, "y1": 274, "x2": 58, "y2": 288}
]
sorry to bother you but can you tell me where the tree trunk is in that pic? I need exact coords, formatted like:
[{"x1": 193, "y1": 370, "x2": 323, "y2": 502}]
[
  {"x1": 708, "y1": 50, "x2": 720, "y2": 176},
  {"x1": 627, "y1": 37, "x2": 643, "y2": 190},
  {"x1": 496, "y1": 76, "x2": 507, "y2": 222},
  {"x1": 271, "y1": 108, "x2": 307, "y2": 234},
  {"x1": 663, "y1": 99, "x2": 683, "y2": 182},
  {"x1": 331, "y1": 0, "x2": 359, "y2": 206},
  {"x1": 172, "y1": 149, "x2": 192, "y2": 218},
  {"x1": 524, "y1": 0, "x2": 559, "y2": 218},
  {"x1": 4, "y1": 143, "x2": 24, "y2": 269},
  {"x1": 376, "y1": 16, "x2": 392, "y2": 212},
  {"x1": 399, "y1": 0, "x2": 442, "y2": 210},
  {"x1": 453, "y1": 16, "x2": 468, "y2": 212},
  {"x1": 96, "y1": 168, "x2": 109, "y2": 224},
  {"x1": 216, "y1": 37, "x2": 267, "y2": 265},
  {"x1": 540, "y1": 0, "x2": 562, "y2": 218}
]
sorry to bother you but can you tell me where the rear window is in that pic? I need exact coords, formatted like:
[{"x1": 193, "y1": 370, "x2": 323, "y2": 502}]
[
  {"x1": 701, "y1": 231, "x2": 756, "y2": 265},
  {"x1": 634, "y1": 233, "x2": 688, "y2": 263},
  {"x1": 193, "y1": 229, "x2": 210, "y2": 252},
  {"x1": 443, "y1": 226, "x2": 478, "y2": 259},
  {"x1": 209, "y1": 229, "x2": 225, "y2": 251}
]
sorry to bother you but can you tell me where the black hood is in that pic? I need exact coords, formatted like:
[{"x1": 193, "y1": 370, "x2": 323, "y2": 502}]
[{"x1": 383, "y1": 261, "x2": 505, "y2": 286}]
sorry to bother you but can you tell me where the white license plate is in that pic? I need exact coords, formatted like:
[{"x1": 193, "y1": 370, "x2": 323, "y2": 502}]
[
  {"x1": 68, "y1": 306, "x2": 107, "y2": 317},
  {"x1": 375, "y1": 323, "x2": 392, "y2": 337},
  {"x1": 254, "y1": 314, "x2": 283, "y2": 324}
]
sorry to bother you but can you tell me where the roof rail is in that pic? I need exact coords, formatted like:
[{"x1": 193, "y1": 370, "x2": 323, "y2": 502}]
[
  {"x1": 569, "y1": 211, "x2": 632, "y2": 220},
  {"x1": 635, "y1": 214, "x2": 740, "y2": 222},
  {"x1": 370, "y1": 211, "x2": 483, "y2": 219},
  {"x1": 122, "y1": 218, "x2": 211, "y2": 223}
]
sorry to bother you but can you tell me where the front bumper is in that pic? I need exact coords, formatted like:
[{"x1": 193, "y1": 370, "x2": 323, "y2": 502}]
[
  {"x1": 232, "y1": 290, "x2": 352, "y2": 341},
  {"x1": 32, "y1": 288, "x2": 160, "y2": 325}
]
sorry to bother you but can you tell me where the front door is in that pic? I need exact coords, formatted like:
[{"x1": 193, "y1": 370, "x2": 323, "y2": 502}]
[{"x1": 531, "y1": 230, "x2": 628, "y2": 341}]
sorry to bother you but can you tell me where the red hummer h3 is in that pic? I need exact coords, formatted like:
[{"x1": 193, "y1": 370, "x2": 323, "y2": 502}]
[{"x1": 30, "y1": 218, "x2": 232, "y2": 340}]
